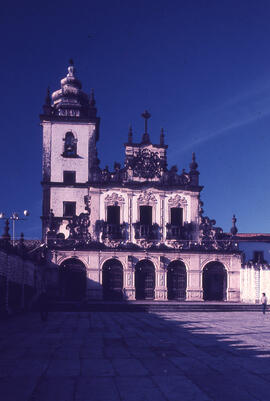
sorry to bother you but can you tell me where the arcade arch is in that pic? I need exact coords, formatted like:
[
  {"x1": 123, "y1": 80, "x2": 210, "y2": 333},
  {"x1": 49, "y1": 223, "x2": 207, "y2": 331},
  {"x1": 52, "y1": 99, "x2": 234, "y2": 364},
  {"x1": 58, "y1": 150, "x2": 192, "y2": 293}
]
[
  {"x1": 102, "y1": 259, "x2": 123, "y2": 300},
  {"x1": 167, "y1": 260, "x2": 187, "y2": 300},
  {"x1": 203, "y1": 261, "x2": 227, "y2": 301},
  {"x1": 135, "y1": 259, "x2": 155, "y2": 300},
  {"x1": 59, "y1": 258, "x2": 86, "y2": 301}
]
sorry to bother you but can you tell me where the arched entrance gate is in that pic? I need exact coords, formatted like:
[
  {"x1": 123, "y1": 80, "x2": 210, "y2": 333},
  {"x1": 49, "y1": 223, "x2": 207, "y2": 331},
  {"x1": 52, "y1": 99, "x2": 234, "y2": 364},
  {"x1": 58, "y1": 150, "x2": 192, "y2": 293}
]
[
  {"x1": 203, "y1": 262, "x2": 227, "y2": 301},
  {"x1": 167, "y1": 260, "x2": 187, "y2": 300},
  {"x1": 135, "y1": 260, "x2": 155, "y2": 300},
  {"x1": 59, "y1": 258, "x2": 86, "y2": 301},
  {"x1": 102, "y1": 259, "x2": 123, "y2": 300}
]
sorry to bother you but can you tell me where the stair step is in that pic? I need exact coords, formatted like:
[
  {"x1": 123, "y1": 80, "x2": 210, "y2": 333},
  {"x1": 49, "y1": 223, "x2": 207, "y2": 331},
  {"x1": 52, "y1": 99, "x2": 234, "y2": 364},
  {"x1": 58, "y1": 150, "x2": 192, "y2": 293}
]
[{"x1": 48, "y1": 301, "x2": 262, "y2": 312}]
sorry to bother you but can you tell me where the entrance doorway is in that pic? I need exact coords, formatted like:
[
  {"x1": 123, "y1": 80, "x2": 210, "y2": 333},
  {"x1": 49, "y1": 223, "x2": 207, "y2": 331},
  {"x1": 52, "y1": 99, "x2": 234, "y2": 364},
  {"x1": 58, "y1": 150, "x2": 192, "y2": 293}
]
[
  {"x1": 102, "y1": 259, "x2": 123, "y2": 300},
  {"x1": 167, "y1": 260, "x2": 187, "y2": 300},
  {"x1": 135, "y1": 260, "x2": 155, "y2": 300},
  {"x1": 203, "y1": 262, "x2": 227, "y2": 301},
  {"x1": 59, "y1": 258, "x2": 86, "y2": 301}
]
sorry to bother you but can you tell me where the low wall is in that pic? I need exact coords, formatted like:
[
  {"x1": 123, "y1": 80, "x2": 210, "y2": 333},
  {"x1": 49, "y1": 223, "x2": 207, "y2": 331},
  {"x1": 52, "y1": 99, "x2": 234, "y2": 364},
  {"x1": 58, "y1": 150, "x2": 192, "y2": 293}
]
[{"x1": 0, "y1": 250, "x2": 44, "y2": 316}]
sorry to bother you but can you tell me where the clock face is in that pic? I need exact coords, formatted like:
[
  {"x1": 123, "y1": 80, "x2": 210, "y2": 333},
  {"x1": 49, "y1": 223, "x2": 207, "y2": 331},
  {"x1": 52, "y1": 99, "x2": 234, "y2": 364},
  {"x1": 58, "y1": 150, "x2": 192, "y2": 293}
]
[{"x1": 128, "y1": 148, "x2": 163, "y2": 179}]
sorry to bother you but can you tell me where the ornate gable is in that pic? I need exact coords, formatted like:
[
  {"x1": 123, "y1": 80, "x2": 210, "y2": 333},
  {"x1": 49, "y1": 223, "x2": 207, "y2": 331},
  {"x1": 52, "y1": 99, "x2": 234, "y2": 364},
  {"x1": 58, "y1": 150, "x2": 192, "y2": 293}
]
[
  {"x1": 168, "y1": 194, "x2": 187, "y2": 208},
  {"x1": 105, "y1": 192, "x2": 125, "y2": 205}
]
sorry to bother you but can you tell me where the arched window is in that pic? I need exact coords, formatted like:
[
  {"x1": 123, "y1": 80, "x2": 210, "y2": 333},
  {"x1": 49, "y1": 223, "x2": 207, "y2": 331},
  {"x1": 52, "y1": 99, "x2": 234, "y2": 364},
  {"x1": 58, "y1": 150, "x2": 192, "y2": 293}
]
[{"x1": 63, "y1": 132, "x2": 77, "y2": 157}]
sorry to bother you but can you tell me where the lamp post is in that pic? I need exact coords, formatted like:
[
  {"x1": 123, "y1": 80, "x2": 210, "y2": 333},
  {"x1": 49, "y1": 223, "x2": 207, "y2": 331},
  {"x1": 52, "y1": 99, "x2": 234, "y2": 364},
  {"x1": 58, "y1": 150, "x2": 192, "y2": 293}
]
[{"x1": 0, "y1": 210, "x2": 30, "y2": 246}]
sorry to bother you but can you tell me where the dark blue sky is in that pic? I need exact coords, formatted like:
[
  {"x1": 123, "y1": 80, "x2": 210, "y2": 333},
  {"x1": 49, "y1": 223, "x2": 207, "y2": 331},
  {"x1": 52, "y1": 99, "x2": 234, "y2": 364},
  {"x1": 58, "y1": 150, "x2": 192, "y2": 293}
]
[{"x1": 1, "y1": 0, "x2": 270, "y2": 239}]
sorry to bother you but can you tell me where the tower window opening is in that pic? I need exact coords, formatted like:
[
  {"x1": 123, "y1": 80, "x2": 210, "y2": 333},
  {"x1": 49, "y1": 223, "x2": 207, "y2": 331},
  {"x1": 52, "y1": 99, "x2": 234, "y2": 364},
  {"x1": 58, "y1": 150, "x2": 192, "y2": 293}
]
[
  {"x1": 63, "y1": 132, "x2": 77, "y2": 157},
  {"x1": 63, "y1": 201, "x2": 76, "y2": 217},
  {"x1": 63, "y1": 171, "x2": 76, "y2": 184},
  {"x1": 140, "y1": 206, "x2": 152, "y2": 225},
  {"x1": 107, "y1": 206, "x2": 120, "y2": 225},
  {"x1": 171, "y1": 207, "x2": 183, "y2": 226}
]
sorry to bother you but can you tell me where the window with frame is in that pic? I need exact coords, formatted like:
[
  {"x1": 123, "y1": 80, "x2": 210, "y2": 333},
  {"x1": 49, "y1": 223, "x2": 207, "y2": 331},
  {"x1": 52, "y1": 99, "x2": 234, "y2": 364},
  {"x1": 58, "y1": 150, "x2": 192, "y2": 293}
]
[
  {"x1": 63, "y1": 132, "x2": 77, "y2": 157},
  {"x1": 170, "y1": 207, "x2": 183, "y2": 226},
  {"x1": 63, "y1": 201, "x2": 76, "y2": 217},
  {"x1": 63, "y1": 171, "x2": 76, "y2": 184},
  {"x1": 107, "y1": 206, "x2": 120, "y2": 225}
]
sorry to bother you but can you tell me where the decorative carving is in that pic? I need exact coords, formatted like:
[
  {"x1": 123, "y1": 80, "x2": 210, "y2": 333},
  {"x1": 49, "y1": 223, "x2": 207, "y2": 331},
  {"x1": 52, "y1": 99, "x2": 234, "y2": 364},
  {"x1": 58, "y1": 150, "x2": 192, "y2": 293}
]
[
  {"x1": 127, "y1": 273, "x2": 132, "y2": 286},
  {"x1": 84, "y1": 195, "x2": 91, "y2": 213},
  {"x1": 128, "y1": 255, "x2": 134, "y2": 269},
  {"x1": 160, "y1": 256, "x2": 169, "y2": 269},
  {"x1": 162, "y1": 166, "x2": 191, "y2": 186},
  {"x1": 199, "y1": 215, "x2": 239, "y2": 251},
  {"x1": 126, "y1": 148, "x2": 165, "y2": 179},
  {"x1": 137, "y1": 190, "x2": 157, "y2": 205},
  {"x1": 66, "y1": 213, "x2": 91, "y2": 242},
  {"x1": 160, "y1": 274, "x2": 165, "y2": 286},
  {"x1": 168, "y1": 194, "x2": 187, "y2": 208},
  {"x1": 105, "y1": 192, "x2": 125, "y2": 205}
]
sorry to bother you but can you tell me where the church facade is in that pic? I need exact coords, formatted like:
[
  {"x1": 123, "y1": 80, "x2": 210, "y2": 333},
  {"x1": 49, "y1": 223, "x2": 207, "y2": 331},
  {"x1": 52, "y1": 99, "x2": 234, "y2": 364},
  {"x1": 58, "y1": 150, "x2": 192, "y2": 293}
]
[{"x1": 41, "y1": 62, "x2": 243, "y2": 302}]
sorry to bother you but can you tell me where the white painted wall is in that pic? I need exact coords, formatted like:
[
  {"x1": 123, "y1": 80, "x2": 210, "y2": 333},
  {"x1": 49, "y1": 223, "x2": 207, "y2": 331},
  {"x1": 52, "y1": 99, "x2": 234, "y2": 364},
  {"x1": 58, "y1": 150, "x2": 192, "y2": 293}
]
[{"x1": 50, "y1": 122, "x2": 96, "y2": 182}]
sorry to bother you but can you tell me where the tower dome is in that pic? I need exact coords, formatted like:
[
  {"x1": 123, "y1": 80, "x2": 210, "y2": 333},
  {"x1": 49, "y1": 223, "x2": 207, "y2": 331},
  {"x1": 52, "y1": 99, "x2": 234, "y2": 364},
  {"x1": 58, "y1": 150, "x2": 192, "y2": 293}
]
[{"x1": 49, "y1": 60, "x2": 97, "y2": 119}]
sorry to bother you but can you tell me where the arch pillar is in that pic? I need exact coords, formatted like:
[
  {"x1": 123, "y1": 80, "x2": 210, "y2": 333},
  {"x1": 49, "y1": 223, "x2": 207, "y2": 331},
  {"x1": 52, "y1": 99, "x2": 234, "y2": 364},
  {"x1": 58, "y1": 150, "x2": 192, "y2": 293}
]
[
  {"x1": 123, "y1": 255, "x2": 136, "y2": 300},
  {"x1": 155, "y1": 256, "x2": 168, "y2": 300},
  {"x1": 186, "y1": 254, "x2": 203, "y2": 301}
]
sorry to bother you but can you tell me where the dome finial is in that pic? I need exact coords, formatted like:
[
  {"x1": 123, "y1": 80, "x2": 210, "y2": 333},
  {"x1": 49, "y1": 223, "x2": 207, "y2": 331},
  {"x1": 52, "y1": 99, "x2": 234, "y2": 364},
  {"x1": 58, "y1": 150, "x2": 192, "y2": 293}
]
[
  {"x1": 67, "y1": 59, "x2": 75, "y2": 77},
  {"x1": 89, "y1": 88, "x2": 96, "y2": 107},
  {"x1": 190, "y1": 152, "x2": 198, "y2": 171},
  {"x1": 141, "y1": 110, "x2": 151, "y2": 144},
  {"x1": 160, "y1": 128, "x2": 165, "y2": 145},
  {"x1": 128, "y1": 125, "x2": 133, "y2": 144},
  {"x1": 230, "y1": 214, "x2": 238, "y2": 236},
  {"x1": 43, "y1": 86, "x2": 52, "y2": 115}
]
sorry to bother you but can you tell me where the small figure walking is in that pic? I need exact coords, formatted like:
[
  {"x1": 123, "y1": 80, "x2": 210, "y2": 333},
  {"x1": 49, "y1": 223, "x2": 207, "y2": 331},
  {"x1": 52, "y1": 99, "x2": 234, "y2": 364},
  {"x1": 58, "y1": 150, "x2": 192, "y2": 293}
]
[{"x1": 261, "y1": 292, "x2": 267, "y2": 315}]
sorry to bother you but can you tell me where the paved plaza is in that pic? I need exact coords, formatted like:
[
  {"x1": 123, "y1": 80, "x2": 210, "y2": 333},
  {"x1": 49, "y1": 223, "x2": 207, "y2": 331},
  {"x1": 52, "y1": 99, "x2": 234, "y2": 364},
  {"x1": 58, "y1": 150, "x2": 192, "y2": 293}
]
[{"x1": 1, "y1": 311, "x2": 270, "y2": 401}]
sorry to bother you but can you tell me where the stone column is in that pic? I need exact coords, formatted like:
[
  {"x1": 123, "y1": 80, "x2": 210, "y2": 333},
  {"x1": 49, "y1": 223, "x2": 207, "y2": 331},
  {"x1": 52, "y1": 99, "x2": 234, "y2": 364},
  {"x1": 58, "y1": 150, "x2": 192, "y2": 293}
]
[
  {"x1": 127, "y1": 193, "x2": 133, "y2": 242},
  {"x1": 160, "y1": 194, "x2": 165, "y2": 243},
  {"x1": 154, "y1": 256, "x2": 168, "y2": 300},
  {"x1": 85, "y1": 252, "x2": 102, "y2": 300},
  {"x1": 186, "y1": 254, "x2": 203, "y2": 301},
  {"x1": 123, "y1": 255, "x2": 136, "y2": 300}
]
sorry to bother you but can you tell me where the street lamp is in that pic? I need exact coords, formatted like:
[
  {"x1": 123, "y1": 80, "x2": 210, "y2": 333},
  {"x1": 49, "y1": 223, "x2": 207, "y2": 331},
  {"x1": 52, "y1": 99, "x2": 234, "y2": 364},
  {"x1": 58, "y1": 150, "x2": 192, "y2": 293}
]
[{"x1": 0, "y1": 210, "x2": 30, "y2": 246}]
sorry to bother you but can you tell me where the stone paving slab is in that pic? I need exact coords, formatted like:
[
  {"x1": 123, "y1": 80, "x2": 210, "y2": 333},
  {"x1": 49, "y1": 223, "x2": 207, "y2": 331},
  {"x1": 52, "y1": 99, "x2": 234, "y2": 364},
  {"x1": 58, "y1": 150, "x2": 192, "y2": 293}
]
[{"x1": 1, "y1": 311, "x2": 270, "y2": 400}]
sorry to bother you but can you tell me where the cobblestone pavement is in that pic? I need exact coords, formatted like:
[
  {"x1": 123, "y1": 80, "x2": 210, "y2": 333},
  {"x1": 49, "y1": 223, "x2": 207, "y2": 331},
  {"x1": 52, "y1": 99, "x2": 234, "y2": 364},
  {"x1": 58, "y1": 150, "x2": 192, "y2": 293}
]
[{"x1": 1, "y1": 311, "x2": 270, "y2": 401}]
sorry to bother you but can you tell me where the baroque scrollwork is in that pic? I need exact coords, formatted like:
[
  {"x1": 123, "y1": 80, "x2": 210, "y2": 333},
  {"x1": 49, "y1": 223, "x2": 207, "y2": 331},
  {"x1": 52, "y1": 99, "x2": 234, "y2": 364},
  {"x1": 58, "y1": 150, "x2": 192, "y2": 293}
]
[
  {"x1": 66, "y1": 213, "x2": 91, "y2": 242},
  {"x1": 105, "y1": 192, "x2": 125, "y2": 205},
  {"x1": 137, "y1": 190, "x2": 157, "y2": 205},
  {"x1": 168, "y1": 194, "x2": 187, "y2": 208},
  {"x1": 126, "y1": 148, "x2": 165, "y2": 179}
]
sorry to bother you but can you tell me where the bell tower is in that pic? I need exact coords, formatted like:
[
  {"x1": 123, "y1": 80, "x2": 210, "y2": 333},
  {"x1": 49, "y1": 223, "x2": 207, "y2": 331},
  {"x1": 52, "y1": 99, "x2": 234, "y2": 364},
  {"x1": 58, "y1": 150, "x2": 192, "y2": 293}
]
[{"x1": 40, "y1": 61, "x2": 100, "y2": 240}]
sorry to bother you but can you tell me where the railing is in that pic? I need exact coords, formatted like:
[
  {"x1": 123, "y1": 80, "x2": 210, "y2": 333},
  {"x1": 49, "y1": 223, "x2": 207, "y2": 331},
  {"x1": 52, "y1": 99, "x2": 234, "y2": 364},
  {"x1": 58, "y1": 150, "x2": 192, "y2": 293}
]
[
  {"x1": 134, "y1": 223, "x2": 158, "y2": 240},
  {"x1": 166, "y1": 224, "x2": 184, "y2": 240},
  {"x1": 102, "y1": 223, "x2": 123, "y2": 240}
]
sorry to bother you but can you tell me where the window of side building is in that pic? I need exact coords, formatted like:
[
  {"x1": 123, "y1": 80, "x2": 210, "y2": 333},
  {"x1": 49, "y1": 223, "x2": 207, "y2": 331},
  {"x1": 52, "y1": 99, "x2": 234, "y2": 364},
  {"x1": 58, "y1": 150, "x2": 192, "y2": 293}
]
[{"x1": 63, "y1": 201, "x2": 76, "y2": 217}]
